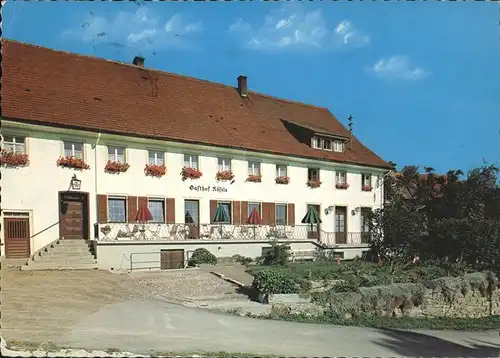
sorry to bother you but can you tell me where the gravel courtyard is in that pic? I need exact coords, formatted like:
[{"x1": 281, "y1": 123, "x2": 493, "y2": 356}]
[{"x1": 0, "y1": 266, "x2": 241, "y2": 345}]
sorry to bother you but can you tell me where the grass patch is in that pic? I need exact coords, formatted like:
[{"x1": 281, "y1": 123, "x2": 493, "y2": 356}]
[
  {"x1": 248, "y1": 312, "x2": 500, "y2": 331},
  {"x1": 151, "y1": 351, "x2": 279, "y2": 357}
]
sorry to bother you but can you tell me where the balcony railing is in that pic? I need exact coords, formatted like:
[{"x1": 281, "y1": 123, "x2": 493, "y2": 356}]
[{"x1": 96, "y1": 223, "x2": 371, "y2": 246}]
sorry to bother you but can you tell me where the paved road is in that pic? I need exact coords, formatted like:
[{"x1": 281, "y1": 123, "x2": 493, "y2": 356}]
[{"x1": 54, "y1": 298, "x2": 500, "y2": 357}]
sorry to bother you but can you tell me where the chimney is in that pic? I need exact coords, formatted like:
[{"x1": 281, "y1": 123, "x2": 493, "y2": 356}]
[
  {"x1": 133, "y1": 56, "x2": 145, "y2": 67},
  {"x1": 237, "y1": 75, "x2": 248, "y2": 97}
]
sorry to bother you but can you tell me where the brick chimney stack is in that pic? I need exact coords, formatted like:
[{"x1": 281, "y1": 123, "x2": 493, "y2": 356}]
[{"x1": 237, "y1": 75, "x2": 248, "y2": 97}]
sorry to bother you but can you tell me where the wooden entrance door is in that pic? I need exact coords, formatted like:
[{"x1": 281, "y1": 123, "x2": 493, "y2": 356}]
[
  {"x1": 160, "y1": 249, "x2": 185, "y2": 269},
  {"x1": 307, "y1": 204, "x2": 321, "y2": 239},
  {"x1": 335, "y1": 206, "x2": 347, "y2": 244},
  {"x1": 4, "y1": 218, "x2": 30, "y2": 258},
  {"x1": 59, "y1": 192, "x2": 89, "y2": 240}
]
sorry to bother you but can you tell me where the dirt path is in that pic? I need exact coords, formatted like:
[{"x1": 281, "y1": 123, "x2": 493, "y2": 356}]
[{"x1": 0, "y1": 267, "x2": 241, "y2": 345}]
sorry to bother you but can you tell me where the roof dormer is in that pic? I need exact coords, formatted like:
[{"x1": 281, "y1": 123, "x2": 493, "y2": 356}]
[{"x1": 311, "y1": 135, "x2": 347, "y2": 153}]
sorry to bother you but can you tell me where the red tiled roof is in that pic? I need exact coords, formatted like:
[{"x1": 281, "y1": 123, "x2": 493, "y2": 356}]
[{"x1": 1, "y1": 39, "x2": 392, "y2": 169}]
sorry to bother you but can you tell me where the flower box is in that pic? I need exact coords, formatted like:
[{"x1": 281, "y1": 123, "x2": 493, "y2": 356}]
[
  {"x1": 216, "y1": 170, "x2": 235, "y2": 182},
  {"x1": 0, "y1": 150, "x2": 29, "y2": 167},
  {"x1": 246, "y1": 174, "x2": 262, "y2": 183},
  {"x1": 275, "y1": 176, "x2": 290, "y2": 185},
  {"x1": 105, "y1": 160, "x2": 130, "y2": 173},
  {"x1": 307, "y1": 180, "x2": 321, "y2": 189},
  {"x1": 362, "y1": 185, "x2": 372, "y2": 192},
  {"x1": 181, "y1": 167, "x2": 202, "y2": 181},
  {"x1": 336, "y1": 183, "x2": 349, "y2": 190},
  {"x1": 56, "y1": 156, "x2": 90, "y2": 170},
  {"x1": 145, "y1": 164, "x2": 167, "y2": 177}
]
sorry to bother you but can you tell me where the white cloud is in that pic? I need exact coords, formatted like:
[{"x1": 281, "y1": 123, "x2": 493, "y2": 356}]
[
  {"x1": 228, "y1": 6, "x2": 369, "y2": 52},
  {"x1": 369, "y1": 55, "x2": 429, "y2": 81},
  {"x1": 61, "y1": 8, "x2": 203, "y2": 52}
]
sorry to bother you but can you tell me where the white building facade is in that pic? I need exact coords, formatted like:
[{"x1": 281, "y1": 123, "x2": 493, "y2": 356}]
[{"x1": 1, "y1": 40, "x2": 392, "y2": 270}]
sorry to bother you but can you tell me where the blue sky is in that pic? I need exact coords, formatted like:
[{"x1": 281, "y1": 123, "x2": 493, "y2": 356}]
[{"x1": 4, "y1": 1, "x2": 499, "y2": 174}]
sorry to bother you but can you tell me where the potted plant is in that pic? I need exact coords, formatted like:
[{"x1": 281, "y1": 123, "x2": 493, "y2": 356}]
[
  {"x1": 56, "y1": 156, "x2": 90, "y2": 170},
  {"x1": 105, "y1": 160, "x2": 130, "y2": 173},
  {"x1": 246, "y1": 174, "x2": 262, "y2": 183},
  {"x1": 275, "y1": 176, "x2": 290, "y2": 185},
  {"x1": 216, "y1": 170, "x2": 234, "y2": 182},
  {"x1": 307, "y1": 180, "x2": 321, "y2": 189},
  {"x1": 336, "y1": 183, "x2": 349, "y2": 189},
  {"x1": 144, "y1": 164, "x2": 167, "y2": 177},
  {"x1": 181, "y1": 167, "x2": 202, "y2": 181},
  {"x1": 362, "y1": 185, "x2": 372, "y2": 192},
  {"x1": 0, "y1": 150, "x2": 29, "y2": 167}
]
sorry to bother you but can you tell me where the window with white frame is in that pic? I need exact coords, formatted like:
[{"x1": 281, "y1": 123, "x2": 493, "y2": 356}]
[
  {"x1": 276, "y1": 165, "x2": 287, "y2": 177},
  {"x1": 322, "y1": 138, "x2": 332, "y2": 151},
  {"x1": 248, "y1": 161, "x2": 261, "y2": 176},
  {"x1": 308, "y1": 168, "x2": 320, "y2": 181},
  {"x1": 248, "y1": 202, "x2": 261, "y2": 217},
  {"x1": 107, "y1": 197, "x2": 127, "y2": 223},
  {"x1": 335, "y1": 171, "x2": 347, "y2": 184},
  {"x1": 362, "y1": 174, "x2": 372, "y2": 187},
  {"x1": 2, "y1": 135, "x2": 26, "y2": 154},
  {"x1": 218, "y1": 158, "x2": 231, "y2": 172},
  {"x1": 333, "y1": 140, "x2": 345, "y2": 152},
  {"x1": 275, "y1": 204, "x2": 288, "y2": 225},
  {"x1": 148, "y1": 198, "x2": 165, "y2": 223},
  {"x1": 63, "y1": 141, "x2": 84, "y2": 159},
  {"x1": 311, "y1": 137, "x2": 320, "y2": 149},
  {"x1": 360, "y1": 207, "x2": 372, "y2": 233},
  {"x1": 148, "y1": 151, "x2": 165, "y2": 166},
  {"x1": 183, "y1": 154, "x2": 198, "y2": 169},
  {"x1": 108, "y1": 146, "x2": 126, "y2": 163},
  {"x1": 218, "y1": 202, "x2": 232, "y2": 223}
]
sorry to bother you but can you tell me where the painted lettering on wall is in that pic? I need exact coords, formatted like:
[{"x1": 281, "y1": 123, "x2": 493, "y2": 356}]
[{"x1": 189, "y1": 185, "x2": 228, "y2": 193}]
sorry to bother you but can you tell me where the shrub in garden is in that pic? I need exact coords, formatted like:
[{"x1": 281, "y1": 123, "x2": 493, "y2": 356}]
[
  {"x1": 262, "y1": 240, "x2": 291, "y2": 266},
  {"x1": 232, "y1": 254, "x2": 253, "y2": 266},
  {"x1": 252, "y1": 270, "x2": 301, "y2": 294},
  {"x1": 188, "y1": 248, "x2": 217, "y2": 266}
]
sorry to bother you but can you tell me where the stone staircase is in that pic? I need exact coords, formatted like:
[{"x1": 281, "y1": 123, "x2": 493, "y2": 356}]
[{"x1": 21, "y1": 240, "x2": 97, "y2": 271}]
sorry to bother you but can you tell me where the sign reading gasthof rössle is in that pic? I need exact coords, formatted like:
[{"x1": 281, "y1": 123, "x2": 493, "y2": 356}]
[{"x1": 189, "y1": 185, "x2": 228, "y2": 193}]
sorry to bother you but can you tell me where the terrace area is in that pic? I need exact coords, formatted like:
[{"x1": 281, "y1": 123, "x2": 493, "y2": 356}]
[{"x1": 96, "y1": 223, "x2": 371, "y2": 247}]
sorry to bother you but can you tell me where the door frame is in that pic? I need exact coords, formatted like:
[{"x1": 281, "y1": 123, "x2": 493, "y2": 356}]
[
  {"x1": 184, "y1": 199, "x2": 200, "y2": 239},
  {"x1": 58, "y1": 191, "x2": 90, "y2": 240},
  {"x1": 306, "y1": 203, "x2": 321, "y2": 239},
  {"x1": 334, "y1": 205, "x2": 348, "y2": 244},
  {"x1": 3, "y1": 217, "x2": 31, "y2": 258}
]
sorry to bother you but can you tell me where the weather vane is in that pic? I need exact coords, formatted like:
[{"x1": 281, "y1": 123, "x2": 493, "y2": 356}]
[{"x1": 348, "y1": 114, "x2": 354, "y2": 134}]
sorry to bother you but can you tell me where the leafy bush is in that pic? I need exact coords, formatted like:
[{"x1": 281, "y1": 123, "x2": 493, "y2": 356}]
[
  {"x1": 252, "y1": 270, "x2": 300, "y2": 294},
  {"x1": 261, "y1": 240, "x2": 291, "y2": 266},
  {"x1": 188, "y1": 248, "x2": 217, "y2": 266},
  {"x1": 232, "y1": 254, "x2": 253, "y2": 266}
]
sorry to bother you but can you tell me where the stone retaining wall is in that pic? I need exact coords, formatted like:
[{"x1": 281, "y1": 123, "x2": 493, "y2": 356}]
[{"x1": 415, "y1": 288, "x2": 499, "y2": 318}]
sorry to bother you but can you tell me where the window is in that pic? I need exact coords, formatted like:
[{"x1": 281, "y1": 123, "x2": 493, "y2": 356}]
[
  {"x1": 2, "y1": 135, "x2": 26, "y2": 154},
  {"x1": 308, "y1": 168, "x2": 320, "y2": 181},
  {"x1": 322, "y1": 138, "x2": 332, "y2": 151},
  {"x1": 248, "y1": 161, "x2": 261, "y2": 176},
  {"x1": 63, "y1": 141, "x2": 83, "y2": 159},
  {"x1": 336, "y1": 171, "x2": 347, "y2": 184},
  {"x1": 108, "y1": 197, "x2": 127, "y2": 223},
  {"x1": 276, "y1": 204, "x2": 287, "y2": 225},
  {"x1": 148, "y1": 151, "x2": 164, "y2": 166},
  {"x1": 184, "y1": 154, "x2": 198, "y2": 169},
  {"x1": 218, "y1": 202, "x2": 232, "y2": 223},
  {"x1": 333, "y1": 140, "x2": 345, "y2": 152},
  {"x1": 248, "y1": 202, "x2": 261, "y2": 217},
  {"x1": 311, "y1": 137, "x2": 320, "y2": 149},
  {"x1": 108, "y1": 146, "x2": 126, "y2": 163},
  {"x1": 276, "y1": 165, "x2": 287, "y2": 177},
  {"x1": 148, "y1": 199, "x2": 165, "y2": 223},
  {"x1": 218, "y1": 158, "x2": 231, "y2": 172},
  {"x1": 360, "y1": 208, "x2": 372, "y2": 233},
  {"x1": 362, "y1": 174, "x2": 372, "y2": 187}
]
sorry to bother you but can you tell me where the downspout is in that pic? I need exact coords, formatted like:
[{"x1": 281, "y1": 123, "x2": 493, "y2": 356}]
[{"x1": 94, "y1": 131, "x2": 102, "y2": 239}]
